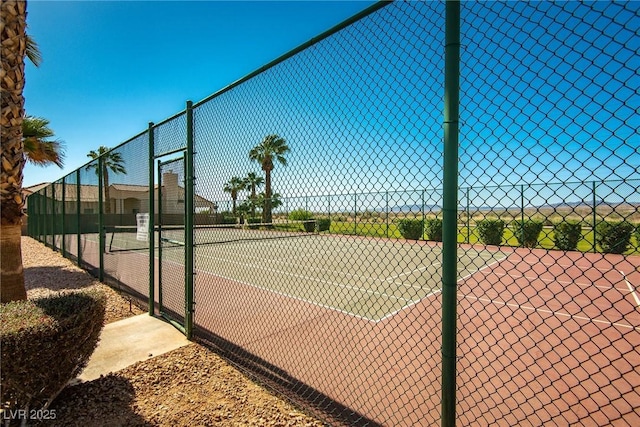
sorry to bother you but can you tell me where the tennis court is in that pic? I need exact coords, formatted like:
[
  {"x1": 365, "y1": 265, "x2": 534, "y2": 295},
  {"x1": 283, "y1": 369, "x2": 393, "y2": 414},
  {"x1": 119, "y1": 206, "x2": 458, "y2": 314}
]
[{"x1": 106, "y1": 224, "x2": 508, "y2": 322}]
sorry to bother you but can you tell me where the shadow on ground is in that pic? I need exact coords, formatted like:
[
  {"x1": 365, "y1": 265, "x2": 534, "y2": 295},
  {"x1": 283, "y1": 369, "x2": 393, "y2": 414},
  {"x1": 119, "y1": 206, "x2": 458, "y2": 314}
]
[{"x1": 35, "y1": 375, "x2": 151, "y2": 427}]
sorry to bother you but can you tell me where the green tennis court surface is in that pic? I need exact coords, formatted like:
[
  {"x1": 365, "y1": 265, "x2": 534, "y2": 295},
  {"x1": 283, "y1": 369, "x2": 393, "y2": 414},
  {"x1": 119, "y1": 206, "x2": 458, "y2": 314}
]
[{"x1": 180, "y1": 236, "x2": 507, "y2": 321}]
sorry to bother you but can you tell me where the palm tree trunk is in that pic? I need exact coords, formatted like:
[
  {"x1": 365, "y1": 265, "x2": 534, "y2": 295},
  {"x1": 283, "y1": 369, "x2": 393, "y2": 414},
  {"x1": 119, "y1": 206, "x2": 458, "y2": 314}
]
[
  {"x1": 1, "y1": 225, "x2": 26, "y2": 302},
  {"x1": 264, "y1": 170, "x2": 272, "y2": 224},
  {"x1": 1, "y1": 0, "x2": 28, "y2": 302}
]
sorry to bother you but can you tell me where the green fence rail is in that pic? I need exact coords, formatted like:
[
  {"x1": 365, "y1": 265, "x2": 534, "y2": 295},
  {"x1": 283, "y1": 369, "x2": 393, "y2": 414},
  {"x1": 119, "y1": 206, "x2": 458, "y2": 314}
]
[{"x1": 26, "y1": 1, "x2": 639, "y2": 426}]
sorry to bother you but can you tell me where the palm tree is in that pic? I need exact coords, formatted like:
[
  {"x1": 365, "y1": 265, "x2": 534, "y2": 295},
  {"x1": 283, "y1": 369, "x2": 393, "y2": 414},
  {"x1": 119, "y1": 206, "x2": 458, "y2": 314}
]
[
  {"x1": 243, "y1": 172, "x2": 264, "y2": 217},
  {"x1": 26, "y1": 34, "x2": 42, "y2": 67},
  {"x1": 223, "y1": 176, "x2": 246, "y2": 215},
  {"x1": 1, "y1": 0, "x2": 28, "y2": 302},
  {"x1": 23, "y1": 116, "x2": 65, "y2": 167},
  {"x1": 249, "y1": 134, "x2": 289, "y2": 224},
  {"x1": 86, "y1": 146, "x2": 127, "y2": 214}
]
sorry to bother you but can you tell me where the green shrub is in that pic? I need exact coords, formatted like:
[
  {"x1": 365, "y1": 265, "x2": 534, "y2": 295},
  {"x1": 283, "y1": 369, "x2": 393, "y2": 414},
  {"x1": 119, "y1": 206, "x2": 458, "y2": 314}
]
[
  {"x1": 0, "y1": 288, "x2": 106, "y2": 412},
  {"x1": 553, "y1": 221, "x2": 582, "y2": 251},
  {"x1": 397, "y1": 219, "x2": 423, "y2": 240},
  {"x1": 513, "y1": 219, "x2": 544, "y2": 248},
  {"x1": 315, "y1": 218, "x2": 331, "y2": 232},
  {"x1": 476, "y1": 219, "x2": 505, "y2": 246},
  {"x1": 635, "y1": 225, "x2": 640, "y2": 247},
  {"x1": 288, "y1": 209, "x2": 314, "y2": 221},
  {"x1": 596, "y1": 221, "x2": 634, "y2": 254},
  {"x1": 218, "y1": 212, "x2": 237, "y2": 225},
  {"x1": 424, "y1": 218, "x2": 443, "y2": 242}
]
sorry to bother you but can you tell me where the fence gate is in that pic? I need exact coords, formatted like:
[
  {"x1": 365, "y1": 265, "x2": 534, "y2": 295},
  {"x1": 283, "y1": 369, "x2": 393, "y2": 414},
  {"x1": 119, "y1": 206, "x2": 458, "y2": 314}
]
[{"x1": 157, "y1": 155, "x2": 187, "y2": 329}]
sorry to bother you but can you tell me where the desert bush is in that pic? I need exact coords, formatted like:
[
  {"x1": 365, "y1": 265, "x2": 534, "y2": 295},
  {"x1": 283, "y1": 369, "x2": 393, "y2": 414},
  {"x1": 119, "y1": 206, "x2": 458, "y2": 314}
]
[
  {"x1": 553, "y1": 221, "x2": 582, "y2": 251},
  {"x1": 596, "y1": 221, "x2": 634, "y2": 254},
  {"x1": 0, "y1": 288, "x2": 106, "y2": 413},
  {"x1": 424, "y1": 218, "x2": 443, "y2": 242},
  {"x1": 513, "y1": 219, "x2": 544, "y2": 248},
  {"x1": 476, "y1": 219, "x2": 505, "y2": 246},
  {"x1": 397, "y1": 219, "x2": 423, "y2": 240},
  {"x1": 315, "y1": 218, "x2": 331, "y2": 232}
]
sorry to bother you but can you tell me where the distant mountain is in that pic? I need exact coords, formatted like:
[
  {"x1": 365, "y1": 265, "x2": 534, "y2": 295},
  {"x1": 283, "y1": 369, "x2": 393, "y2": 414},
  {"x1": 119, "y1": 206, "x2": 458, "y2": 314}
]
[{"x1": 391, "y1": 204, "x2": 441, "y2": 213}]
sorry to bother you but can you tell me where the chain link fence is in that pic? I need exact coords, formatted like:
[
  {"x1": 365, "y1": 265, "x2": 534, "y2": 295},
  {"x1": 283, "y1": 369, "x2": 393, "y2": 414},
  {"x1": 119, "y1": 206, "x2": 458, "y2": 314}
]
[{"x1": 26, "y1": 1, "x2": 639, "y2": 425}]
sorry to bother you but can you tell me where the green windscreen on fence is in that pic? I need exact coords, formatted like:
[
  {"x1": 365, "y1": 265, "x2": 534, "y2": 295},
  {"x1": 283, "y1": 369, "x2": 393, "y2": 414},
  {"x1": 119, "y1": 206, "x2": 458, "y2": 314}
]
[{"x1": 26, "y1": 1, "x2": 639, "y2": 426}]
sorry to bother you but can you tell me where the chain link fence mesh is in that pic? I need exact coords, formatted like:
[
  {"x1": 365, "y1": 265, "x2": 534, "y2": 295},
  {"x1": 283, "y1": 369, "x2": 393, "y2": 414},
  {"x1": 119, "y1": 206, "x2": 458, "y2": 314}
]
[{"x1": 25, "y1": 1, "x2": 639, "y2": 425}]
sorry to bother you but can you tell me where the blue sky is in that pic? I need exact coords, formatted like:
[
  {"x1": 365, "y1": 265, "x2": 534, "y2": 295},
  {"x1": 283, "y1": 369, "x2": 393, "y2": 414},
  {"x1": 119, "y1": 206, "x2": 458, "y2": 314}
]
[
  {"x1": 25, "y1": 1, "x2": 638, "y2": 213},
  {"x1": 22, "y1": 0, "x2": 375, "y2": 188}
]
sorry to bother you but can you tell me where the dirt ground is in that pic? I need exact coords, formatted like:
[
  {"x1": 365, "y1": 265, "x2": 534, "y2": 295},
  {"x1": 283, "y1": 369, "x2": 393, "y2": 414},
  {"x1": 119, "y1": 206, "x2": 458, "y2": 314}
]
[{"x1": 21, "y1": 237, "x2": 324, "y2": 426}]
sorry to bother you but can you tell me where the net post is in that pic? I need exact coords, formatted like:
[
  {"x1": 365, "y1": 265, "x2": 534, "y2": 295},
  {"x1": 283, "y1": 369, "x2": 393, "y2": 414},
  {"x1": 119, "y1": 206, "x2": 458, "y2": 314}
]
[
  {"x1": 185, "y1": 100, "x2": 195, "y2": 340},
  {"x1": 76, "y1": 169, "x2": 82, "y2": 266},
  {"x1": 98, "y1": 155, "x2": 105, "y2": 282},
  {"x1": 442, "y1": 1, "x2": 460, "y2": 426},
  {"x1": 148, "y1": 122, "x2": 155, "y2": 316}
]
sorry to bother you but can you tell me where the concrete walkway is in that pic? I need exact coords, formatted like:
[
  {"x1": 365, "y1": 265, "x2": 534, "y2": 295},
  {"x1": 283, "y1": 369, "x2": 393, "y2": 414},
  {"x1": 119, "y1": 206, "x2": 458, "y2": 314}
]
[{"x1": 75, "y1": 314, "x2": 189, "y2": 383}]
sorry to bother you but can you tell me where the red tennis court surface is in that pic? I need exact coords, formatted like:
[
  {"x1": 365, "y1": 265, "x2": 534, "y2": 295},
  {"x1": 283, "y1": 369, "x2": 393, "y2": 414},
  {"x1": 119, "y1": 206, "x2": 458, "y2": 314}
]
[{"x1": 192, "y1": 244, "x2": 639, "y2": 426}]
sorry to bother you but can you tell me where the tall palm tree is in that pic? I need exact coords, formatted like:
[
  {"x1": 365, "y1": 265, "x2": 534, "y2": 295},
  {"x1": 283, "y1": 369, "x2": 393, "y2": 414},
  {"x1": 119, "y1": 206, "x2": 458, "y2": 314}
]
[
  {"x1": 249, "y1": 134, "x2": 289, "y2": 224},
  {"x1": 243, "y1": 172, "x2": 264, "y2": 217},
  {"x1": 23, "y1": 116, "x2": 65, "y2": 168},
  {"x1": 1, "y1": 0, "x2": 28, "y2": 302},
  {"x1": 86, "y1": 146, "x2": 126, "y2": 214},
  {"x1": 223, "y1": 176, "x2": 246, "y2": 215}
]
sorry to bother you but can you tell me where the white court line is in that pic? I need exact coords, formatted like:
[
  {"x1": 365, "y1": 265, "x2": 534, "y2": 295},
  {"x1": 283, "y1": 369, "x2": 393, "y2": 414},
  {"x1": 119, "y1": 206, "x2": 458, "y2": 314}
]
[
  {"x1": 506, "y1": 258, "x2": 617, "y2": 273},
  {"x1": 462, "y1": 294, "x2": 640, "y2": 331},
  {"x1": 376, "y1": 289, "x2": 442, "y2": 322},
  {"x1": 491, "y1": 271, "x2": 624, "y2": 291},
  {"x1": 195, "y1": 252, "x2": 413, "y2": 303},
  {"x1": 204, "y1": 247, "x2": 433, "y2": 292},
  {"x1": 621, "y1": 270, "x2": 640, "y2": 308},
  {"x1": 383, "y1": 263, "x2": 440, "y2": 281}
]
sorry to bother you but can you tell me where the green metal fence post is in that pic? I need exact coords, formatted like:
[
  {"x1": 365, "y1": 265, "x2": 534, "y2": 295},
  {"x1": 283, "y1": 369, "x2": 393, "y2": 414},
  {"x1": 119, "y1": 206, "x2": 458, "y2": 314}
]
[
  {"x1": 62, "y1": 178, "x2": 66, "y2": 257},
  {"x1": 51, "y1": 184, "x2": 56, "y2": 251},
  {"x1": 42, "y1": 186, "x2": 48, "y2": 245},
  {"x1": 593, "y1": 180, "x2": 597, "y2": 252},
  {"x1": 185, "y1": 100, "x2": 195, "y2": 340},
  {"x1": 98, "y1": 155, "x2": 105, "y2": 281},
  {"x1": 327, "y1": 194, "x2": 331, "y2": 234},
  {"x1": 148, "y1": 122, "x2": 155, "y2": 315},
  {"x1": 521, "y1": 184, "x2": 525, "y2": 247},
  {"x1": 77, "y1": 169, "x2": 82, "y2": 266},
  {"x1": 157, "y1": 159, "x2": 163, "y2": 314},
  {"x1": 442, "y1": 1, "x2": 460, "y2": 426},
  {"x1": 466, "y1": 187, "x2": 470, "y2": 244},
  {"x1": 354, "y1": 192, "x2": 357, "y2": 235},
  {"x1": 386, "y1": 191, "x2": 389, "y2": 238}
]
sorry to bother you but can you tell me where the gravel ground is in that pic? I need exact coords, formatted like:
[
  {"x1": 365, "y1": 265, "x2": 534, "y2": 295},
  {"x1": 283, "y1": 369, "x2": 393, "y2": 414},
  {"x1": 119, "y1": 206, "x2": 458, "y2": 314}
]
[{"x1": 22, "y1": 237, "x2": 324, "y2": 426}]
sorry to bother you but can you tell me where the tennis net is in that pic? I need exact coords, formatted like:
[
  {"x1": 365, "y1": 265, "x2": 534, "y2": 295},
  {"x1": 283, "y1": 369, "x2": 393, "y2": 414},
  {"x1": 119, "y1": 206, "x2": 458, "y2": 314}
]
[{"x1": 105, "y1": 220, "x2": 320, "y2": 252}]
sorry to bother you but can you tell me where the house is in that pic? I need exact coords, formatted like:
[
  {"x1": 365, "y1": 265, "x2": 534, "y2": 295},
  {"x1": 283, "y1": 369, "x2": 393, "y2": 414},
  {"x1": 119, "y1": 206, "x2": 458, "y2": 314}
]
[{"x1": 22, "y1": 172, "x2": 217, "y2": 233}]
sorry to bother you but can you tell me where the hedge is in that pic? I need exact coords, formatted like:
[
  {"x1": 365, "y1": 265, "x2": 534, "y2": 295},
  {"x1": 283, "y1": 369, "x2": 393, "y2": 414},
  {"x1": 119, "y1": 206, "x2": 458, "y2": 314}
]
[
  {"x1": 553, "y1": 221, "x2": 582, "y2": 251},
  {"x1": 424, "y1": 218, "x2": 443, "y2": 242},
  {"x1": 0, "y1": 288, "x2": 106, "y2": 412},
  {"x1": 476, "y1": 219, "x2": 505, "y2": 246},
  {"x1": 397, "y1": 219, "x2": 423, "y2": 240},
  {"x1": 513, "y1": 219, "x2": 544, "y2": 248},
  {"x1": 596, "y1": 221, "x2": 634, "y2": 254}
]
